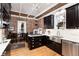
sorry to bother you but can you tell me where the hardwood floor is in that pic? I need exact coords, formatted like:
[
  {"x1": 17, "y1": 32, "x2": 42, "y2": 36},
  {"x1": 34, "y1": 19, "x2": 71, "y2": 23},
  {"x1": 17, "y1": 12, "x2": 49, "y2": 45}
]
[{"x1": 10, "y1": 43, "x2": 61, "y2": 56}]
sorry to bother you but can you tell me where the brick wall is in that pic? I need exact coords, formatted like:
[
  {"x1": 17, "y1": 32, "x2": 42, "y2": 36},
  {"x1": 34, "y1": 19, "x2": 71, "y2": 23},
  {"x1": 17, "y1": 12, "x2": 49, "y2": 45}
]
[
  {"x1": 11, "y1": 16, "x2": 17, "y2": 33},
  {"x1": 38, "y1": 18, "x2": 44, "y2": 29},
  {"x1": 11, "y1": 16, "x2": 27, "y2": 33},
  {"x1": 27, "y1": 19, "x2": 36, "y2": 33},
  {"x1": 11, "y1": 16, "x2": 36, "y2": 33},
  {"x1": 11, "y1": 15, "x2": 45, "y2": 34}
]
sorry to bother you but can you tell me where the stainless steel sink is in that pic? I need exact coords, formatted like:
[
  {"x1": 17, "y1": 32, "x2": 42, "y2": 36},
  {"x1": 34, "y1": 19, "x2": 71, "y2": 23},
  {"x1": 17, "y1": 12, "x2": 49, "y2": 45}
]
[
  {"x1": 52, "y1": 36, "x2": 63, "y2": 39},
  {"x1": 51, "y1": 36, "x2": 63, "y2": 43}
]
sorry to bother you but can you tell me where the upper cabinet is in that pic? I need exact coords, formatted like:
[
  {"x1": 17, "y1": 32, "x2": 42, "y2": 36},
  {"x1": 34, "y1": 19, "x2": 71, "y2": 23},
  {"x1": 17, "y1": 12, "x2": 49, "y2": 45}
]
[
  {"x1": 66, "y1": 3, "x2": 79, "y2": 29},
  {"x1": 44, "y1": 15, "x2": 54, "y2": 29}
]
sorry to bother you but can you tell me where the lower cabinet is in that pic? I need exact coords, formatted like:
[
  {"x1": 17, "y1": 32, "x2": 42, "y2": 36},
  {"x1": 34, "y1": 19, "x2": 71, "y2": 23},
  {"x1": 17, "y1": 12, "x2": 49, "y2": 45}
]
[
  {"x1": 62, "y1": 40, "x2": 79, "y2": 56},
  {"x1": 46, "y1": 39, "x2": 62, "y2": 55},
  {"x1": 27, "y1": 35, "x2": 62, "y2": 55}
]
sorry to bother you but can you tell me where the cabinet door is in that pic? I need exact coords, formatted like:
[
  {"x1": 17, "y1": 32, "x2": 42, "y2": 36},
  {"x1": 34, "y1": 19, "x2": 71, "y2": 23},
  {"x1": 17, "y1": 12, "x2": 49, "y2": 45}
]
[
  {"x1": 74, "y1": 4, "x2": 78, "y2": 28},
  {"x1": 66, "y1": 6, "x2": 75, "y2": 29},
  {"x1": 44, "y1": 15, "x2": 54, "y2": 29},
  {"x1": 77, "y1": 4, "x2": 79, "y2": 27},
  {"x1": 66, "y1": 4, "x2": 79, "y2": 29}
]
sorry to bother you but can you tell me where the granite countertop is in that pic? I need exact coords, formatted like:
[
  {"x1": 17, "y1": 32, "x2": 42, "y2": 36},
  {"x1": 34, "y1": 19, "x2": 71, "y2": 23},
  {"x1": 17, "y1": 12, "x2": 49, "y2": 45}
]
[{"x1": 0, "y1": 39, "x2": 11, "y2": 56}]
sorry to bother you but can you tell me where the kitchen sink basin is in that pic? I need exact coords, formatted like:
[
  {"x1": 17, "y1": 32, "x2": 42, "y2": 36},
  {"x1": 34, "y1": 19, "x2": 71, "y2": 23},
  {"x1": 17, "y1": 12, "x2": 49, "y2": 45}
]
[
  {"x1": 50, "y1": 36, "x2": 63, "y2": 43},
  {"x1": 52, "y1": 36, "x2": 63, "y2": 39}
]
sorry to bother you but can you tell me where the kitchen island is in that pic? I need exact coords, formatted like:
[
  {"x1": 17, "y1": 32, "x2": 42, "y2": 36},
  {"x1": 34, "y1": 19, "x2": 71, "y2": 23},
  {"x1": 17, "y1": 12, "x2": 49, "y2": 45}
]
[{"x1": 27, "y1": 35, "x2": 49, "y2": 50}]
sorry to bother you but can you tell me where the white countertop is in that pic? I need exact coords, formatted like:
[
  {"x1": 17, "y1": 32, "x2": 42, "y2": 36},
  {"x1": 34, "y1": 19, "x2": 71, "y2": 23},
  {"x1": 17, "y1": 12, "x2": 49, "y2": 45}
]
[
  {"x1": 28, "y1": 34, "x2": 79, "y2": 43},
  {"x1": 61, "y1": 36, "x2": 79, "y2": 43},
  {"x1": 28, "y1": 34, "x2": 45, "y2": 37},
  {"x1": 43, "y1": 34, "x2": 79, "y2": 43},
  {"x1": 0, "y1": 39, "x2": 11, "y2": 56}
]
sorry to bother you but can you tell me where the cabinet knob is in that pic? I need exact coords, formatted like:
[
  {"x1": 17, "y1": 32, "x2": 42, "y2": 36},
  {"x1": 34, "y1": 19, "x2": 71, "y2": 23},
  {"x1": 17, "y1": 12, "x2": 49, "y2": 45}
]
[
  {"x1": 32, "y1": 45, "x2": 34, "y2": 47},
  {"x1": 39, "y1": 39, "x2": 41, "y2": 41},
  {"x1": 32, "y1": 38, "x2": 34, "y2": 39},
  {"x1": 39, "y1": 43, "x2": 42, "y2": 45},
  {"x1": 32, "y1": 42, "x2": 34, "y2": 44}
]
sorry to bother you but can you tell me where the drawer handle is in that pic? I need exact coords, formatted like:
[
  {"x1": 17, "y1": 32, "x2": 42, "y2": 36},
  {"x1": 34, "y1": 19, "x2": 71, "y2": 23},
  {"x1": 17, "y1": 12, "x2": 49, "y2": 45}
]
[{"x1": 32, "y1": 40, "x2": 34, "y2": 41}]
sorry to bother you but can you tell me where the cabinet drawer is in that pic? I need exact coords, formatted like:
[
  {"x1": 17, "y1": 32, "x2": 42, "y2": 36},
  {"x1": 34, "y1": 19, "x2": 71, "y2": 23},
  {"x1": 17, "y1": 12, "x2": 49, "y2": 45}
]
[
  {"x1": 39, "y1": 39, "x2": 42, "y2": 41},
  {"x1": 32, "y1": 39, "x2": 34, "y2": 41},
  {"x1": 32, "y1": 45, "x2": 35, "y2": 48},
  {"x1": 32, "y1": 42, "x2": 34, "y2": 44}
]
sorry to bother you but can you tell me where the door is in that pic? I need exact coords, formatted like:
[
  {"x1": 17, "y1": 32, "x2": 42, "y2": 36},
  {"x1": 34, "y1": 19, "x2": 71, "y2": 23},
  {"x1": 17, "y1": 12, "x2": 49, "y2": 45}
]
[{"x1": 17, "y1": 20, "x2": 27, "y2": 33}]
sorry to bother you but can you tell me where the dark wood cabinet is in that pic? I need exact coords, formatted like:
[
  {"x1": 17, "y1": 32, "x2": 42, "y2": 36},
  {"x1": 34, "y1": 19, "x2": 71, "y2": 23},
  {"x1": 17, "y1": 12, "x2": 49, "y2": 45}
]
[
  {"x1": 66, "y1": 3, "x2": 79, "y2": 29},
  {"x1": 27, "y1": 35, "x2": 62, "y2": 55},
  {"x1": 44, "y1": 15, "x2": 54, "y2": 29},
  {"x1": 28, "y1": 36, "x2": 47, "y2": 50},
  {"x1": 45, "y1": 39, "x2": 62, "y2": 55}
]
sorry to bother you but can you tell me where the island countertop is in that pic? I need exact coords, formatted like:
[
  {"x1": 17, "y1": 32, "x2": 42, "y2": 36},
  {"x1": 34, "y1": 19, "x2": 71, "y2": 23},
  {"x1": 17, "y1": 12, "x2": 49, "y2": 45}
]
[{"x1": 28, "y1": 34, "x2": 46, "y2": 37}]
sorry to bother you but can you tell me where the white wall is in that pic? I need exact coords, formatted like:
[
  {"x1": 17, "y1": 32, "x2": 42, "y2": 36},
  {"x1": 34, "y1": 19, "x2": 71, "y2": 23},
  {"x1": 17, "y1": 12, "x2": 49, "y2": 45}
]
[
  {"x1": 45, "y1": 29, "x2": 57, "y2": 36},
  {"x1": 0, "y1": 29, "x2": 3, "y2": 43}
]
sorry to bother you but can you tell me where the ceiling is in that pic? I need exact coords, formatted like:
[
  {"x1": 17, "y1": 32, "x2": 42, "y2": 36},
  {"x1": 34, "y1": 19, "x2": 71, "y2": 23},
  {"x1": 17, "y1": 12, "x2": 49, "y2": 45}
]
[{"x1": 11, "y1": 3, "x2": 58, "y2": 17}]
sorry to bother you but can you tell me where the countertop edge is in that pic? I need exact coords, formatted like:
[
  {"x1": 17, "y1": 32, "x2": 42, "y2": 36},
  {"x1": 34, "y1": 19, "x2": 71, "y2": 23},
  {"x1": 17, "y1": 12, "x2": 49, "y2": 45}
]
[{"x1": 0, "y1": 39, "x2": 11, "y2": 56}]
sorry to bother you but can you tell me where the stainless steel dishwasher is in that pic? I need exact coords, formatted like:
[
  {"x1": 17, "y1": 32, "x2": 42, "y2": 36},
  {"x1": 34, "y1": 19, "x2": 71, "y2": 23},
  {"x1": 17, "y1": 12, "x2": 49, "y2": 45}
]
[{"x1": 62, "y1": 40, "x2": 79, "y2": 56}]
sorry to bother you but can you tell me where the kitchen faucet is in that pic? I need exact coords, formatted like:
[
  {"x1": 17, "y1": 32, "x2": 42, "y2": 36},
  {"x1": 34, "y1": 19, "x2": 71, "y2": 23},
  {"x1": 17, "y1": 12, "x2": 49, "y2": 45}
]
[{"x1": 57, "y1": 31, "x2": 60, "y2": 37}]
